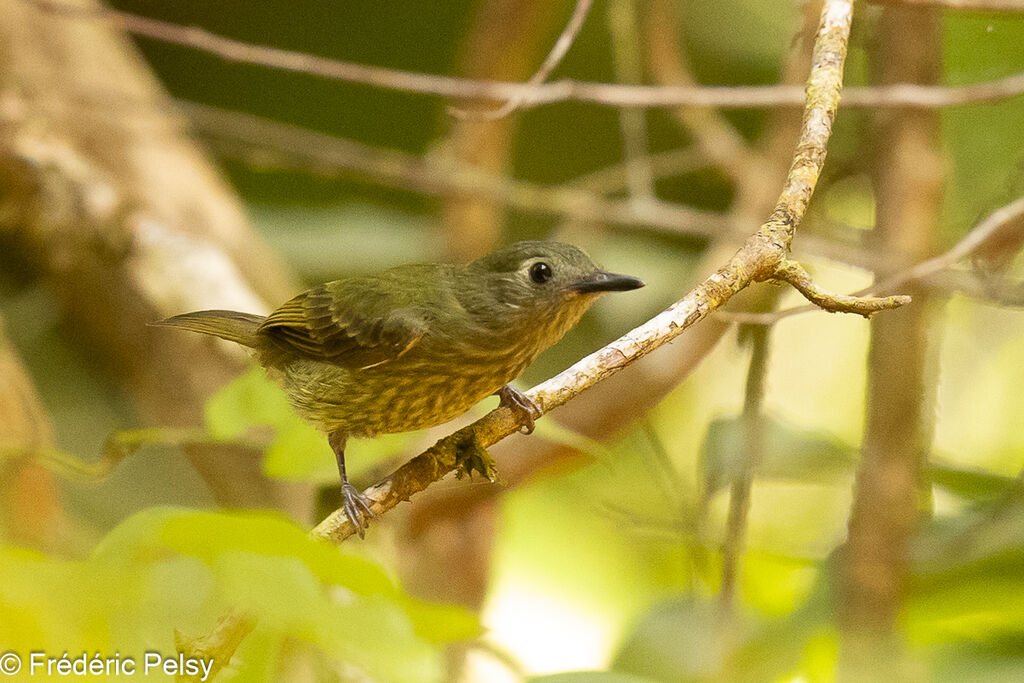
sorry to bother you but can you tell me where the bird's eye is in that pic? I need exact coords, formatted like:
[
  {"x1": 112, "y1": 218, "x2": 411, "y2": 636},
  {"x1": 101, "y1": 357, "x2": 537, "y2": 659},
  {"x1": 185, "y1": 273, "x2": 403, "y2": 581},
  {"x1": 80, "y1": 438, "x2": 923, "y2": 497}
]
[{"x1": 529, "y1": 261, "x2": 553, "y2": 284}]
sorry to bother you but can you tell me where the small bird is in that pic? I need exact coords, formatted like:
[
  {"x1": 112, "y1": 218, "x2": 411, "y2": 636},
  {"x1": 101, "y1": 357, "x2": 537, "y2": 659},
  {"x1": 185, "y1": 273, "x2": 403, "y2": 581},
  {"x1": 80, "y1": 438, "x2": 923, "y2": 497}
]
[{"x1": 153, "y1": 241, "x2": 643, "y2": 534}]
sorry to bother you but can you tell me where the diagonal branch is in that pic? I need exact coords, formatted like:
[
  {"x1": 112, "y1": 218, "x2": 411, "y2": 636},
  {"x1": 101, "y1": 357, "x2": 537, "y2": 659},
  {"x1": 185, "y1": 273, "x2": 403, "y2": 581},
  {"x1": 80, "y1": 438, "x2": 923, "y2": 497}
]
[
  {"x1": 313, "y1": 0, "x2": 876, "y2": 541},
  {"x1": 180, "y1": 1, "x2": 911, "y2": 677}
]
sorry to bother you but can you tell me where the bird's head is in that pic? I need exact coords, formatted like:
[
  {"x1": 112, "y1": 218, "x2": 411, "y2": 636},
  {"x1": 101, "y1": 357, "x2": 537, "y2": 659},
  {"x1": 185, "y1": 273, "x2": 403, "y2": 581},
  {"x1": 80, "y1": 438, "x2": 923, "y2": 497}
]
[{"x1": 458, "y1": 241, "x2": 644, "y2": 332}]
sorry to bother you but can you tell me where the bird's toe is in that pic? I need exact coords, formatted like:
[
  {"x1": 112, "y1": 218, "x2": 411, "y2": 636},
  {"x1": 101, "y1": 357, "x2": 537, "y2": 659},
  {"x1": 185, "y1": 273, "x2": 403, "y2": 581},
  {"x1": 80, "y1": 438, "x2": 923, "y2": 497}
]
[{"x1": 341, "y1": 483, "x2": 375, "y2": 537}]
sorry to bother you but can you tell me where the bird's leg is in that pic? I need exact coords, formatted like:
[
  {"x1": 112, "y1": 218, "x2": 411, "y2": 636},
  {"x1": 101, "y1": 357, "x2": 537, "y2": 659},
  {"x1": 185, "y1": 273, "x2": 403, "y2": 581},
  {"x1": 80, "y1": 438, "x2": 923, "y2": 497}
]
[
  {"x1": 496, "y1": 384, "x2": 541, "y2": 435},
  {"x1": 453, "y1": 430, "x2": 498, "y2": 483},
  {"x1": 328, "y1": 429, "x2": 374, "y2": 537}
]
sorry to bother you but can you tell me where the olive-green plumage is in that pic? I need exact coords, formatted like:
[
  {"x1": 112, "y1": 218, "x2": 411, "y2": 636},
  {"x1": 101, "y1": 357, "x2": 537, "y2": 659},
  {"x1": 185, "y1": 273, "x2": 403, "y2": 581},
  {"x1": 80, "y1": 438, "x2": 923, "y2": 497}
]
[{"x1": 153, "y1": 241, "x2": 643, "y2": 534}]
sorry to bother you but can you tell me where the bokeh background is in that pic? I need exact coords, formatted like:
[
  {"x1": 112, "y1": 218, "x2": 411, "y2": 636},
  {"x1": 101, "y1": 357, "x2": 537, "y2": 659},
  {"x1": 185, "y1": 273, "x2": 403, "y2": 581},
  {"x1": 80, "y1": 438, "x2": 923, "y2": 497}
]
[{"x1": 2, "y1": 0, "x2": 1024, "y2": 681}]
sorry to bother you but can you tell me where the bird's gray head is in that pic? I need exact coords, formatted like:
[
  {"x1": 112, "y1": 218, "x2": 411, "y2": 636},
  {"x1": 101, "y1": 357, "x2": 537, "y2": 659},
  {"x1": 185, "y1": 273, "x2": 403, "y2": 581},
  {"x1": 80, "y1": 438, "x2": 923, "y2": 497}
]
[{"x1": 457, "y1": 241, "x2": 644, "y2": 325}]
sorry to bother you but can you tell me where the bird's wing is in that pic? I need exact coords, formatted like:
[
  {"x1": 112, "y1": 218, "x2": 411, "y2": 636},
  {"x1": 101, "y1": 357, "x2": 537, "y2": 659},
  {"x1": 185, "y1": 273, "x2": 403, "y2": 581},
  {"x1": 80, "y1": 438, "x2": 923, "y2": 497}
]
[{"x1": 259, "y1": 280, "x2": 428, "y2": 369}]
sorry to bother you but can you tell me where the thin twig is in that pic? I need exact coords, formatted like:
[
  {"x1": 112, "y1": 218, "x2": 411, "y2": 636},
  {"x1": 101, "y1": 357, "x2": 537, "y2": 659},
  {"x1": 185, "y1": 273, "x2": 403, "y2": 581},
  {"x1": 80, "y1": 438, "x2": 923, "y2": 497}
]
[
  {"x1": 723, "y1": 195, "x2": 1024, "y2": 324},
  {"x1": 775, "y1": 260, "x2": 912, "y2": 316},
  {"x1": 719, "y1": 324, "x2": 772, "y2": 614},
  {"x1": 2, "y1": 428, "x2": 208, "y2": 481},
  {"x1": 448, "y1": 0, "x2": 594, "y2": 119},
  {"x1": 23, "y1": 0, "x2": 1024, "y2": 110}
]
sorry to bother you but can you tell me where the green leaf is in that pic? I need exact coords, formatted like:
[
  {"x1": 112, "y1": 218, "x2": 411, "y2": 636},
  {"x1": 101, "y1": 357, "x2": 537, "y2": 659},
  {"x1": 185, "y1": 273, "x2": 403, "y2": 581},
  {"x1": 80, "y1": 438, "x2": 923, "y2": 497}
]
[
  {"x1": 95, "y1": 507, "x2": 397, "y2": 596},
  {"x1": 204, "y1": 367, "x2": 293, "y2": 440},
  {"x1": 929, "y1": 461, "x2": 1019, "y2": 501},
  {"x1": 5, "y1": 507, "x2": 480, "y2": 682},
  {"x1": 262, "y1": 420, "x2": 337, "y2": 483},
  {"x1": 204, "y1": 368, "x2": 339, "y2": 482}
]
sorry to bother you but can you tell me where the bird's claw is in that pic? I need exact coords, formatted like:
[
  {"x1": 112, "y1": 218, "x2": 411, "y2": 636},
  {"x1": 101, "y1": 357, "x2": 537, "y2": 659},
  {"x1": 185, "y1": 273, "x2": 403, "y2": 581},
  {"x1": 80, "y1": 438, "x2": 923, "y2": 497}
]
[
  {"x1": 454, "y1": 432, "x2": 499, "y2": 483},
  {"x1": 341, "y1": 482, "x2": 375, "y2": 538},
  {"x1": 497, "y1": 385, "x2": 541, "y2": 435}
]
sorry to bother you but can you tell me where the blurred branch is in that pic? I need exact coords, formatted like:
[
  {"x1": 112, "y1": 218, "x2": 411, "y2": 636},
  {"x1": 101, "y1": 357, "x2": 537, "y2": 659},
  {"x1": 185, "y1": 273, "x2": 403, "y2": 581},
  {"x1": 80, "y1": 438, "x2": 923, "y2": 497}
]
[
  {"x1": 871, "y1": 0, "x2": 1024, "y2": 10},
  {"x1": 838, "y1": 4, "x2": 943, "y2": 676},
  {"x1": 23, "y1": 0, "x2": 1024, "y2": 110},
  {"x1": 187, "y1": 101, "x2": 709, "y2": 203},
  {"x1": 719, "y1": 324, "x2": 772, "y2": 615},
  {"x1": 646, "y1": 0, "x2": 753, "y2": 179},
  {"x1": 722, "y1": 194, "x2": 1024, "y2": 324},
  {"x1": 181, "y1": 101, "x2": 727, "y2": 236},
  {"x1": 709, "y1": 1, "x2": 825, "y2": 621},
  {"x1": 608, "y1": 0, "x2": 656, "y2": 201},
  {"x1": 0, "y1": 318, "x2": 64, "y2": 552},
  {"x1": 448, "y1": 0, "x2": 594, "y2": 120},
  {"x1": 2, "y1": 427, "x2": 270, "y2": 482}
]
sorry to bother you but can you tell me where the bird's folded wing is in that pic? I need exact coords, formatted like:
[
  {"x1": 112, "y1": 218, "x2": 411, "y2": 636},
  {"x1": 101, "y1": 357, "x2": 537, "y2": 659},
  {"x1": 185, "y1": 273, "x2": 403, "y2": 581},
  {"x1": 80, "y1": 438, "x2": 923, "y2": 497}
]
[{"x1": 259, "y1": 282, "x2": 427, "y2": 369}]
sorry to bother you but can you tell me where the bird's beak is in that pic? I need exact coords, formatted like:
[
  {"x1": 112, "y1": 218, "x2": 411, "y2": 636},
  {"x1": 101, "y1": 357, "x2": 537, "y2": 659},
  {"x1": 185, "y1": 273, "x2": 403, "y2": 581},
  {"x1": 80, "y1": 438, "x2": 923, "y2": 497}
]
[{"x1": 571, "y1": 270, "x2": 646, "y2": 294}]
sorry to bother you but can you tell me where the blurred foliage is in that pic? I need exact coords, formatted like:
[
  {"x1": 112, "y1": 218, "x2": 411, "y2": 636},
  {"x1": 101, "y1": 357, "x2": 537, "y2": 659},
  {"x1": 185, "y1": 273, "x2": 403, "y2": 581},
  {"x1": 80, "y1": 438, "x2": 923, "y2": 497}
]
[
  {"x1": 0, "y1": 508, "x2": 478, "y2": 681},
  {"x1": 0, "y1": 0, "x2": 1023, "y2": 681}
]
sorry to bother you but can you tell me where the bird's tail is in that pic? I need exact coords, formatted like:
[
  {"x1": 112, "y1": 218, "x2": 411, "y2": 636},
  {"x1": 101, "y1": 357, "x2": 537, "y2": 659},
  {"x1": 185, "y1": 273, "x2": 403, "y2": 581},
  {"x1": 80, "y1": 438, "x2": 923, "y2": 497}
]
[{"x1": 150, "y1": 310, "x2": 266, "y2": 348}]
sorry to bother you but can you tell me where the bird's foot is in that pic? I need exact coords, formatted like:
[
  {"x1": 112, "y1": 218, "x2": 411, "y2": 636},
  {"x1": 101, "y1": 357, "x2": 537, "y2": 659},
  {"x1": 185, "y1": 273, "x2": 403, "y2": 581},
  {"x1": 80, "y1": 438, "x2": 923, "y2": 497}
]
[
  {"x1": 341, "y1": 483, "x2": 375, "y2": 538},
  {"x1": 453, "y1": 432, "x2": 499, "y2": 483},
  {"x1": 497, "y1": 384, "x2": 541, "y2": 435}
]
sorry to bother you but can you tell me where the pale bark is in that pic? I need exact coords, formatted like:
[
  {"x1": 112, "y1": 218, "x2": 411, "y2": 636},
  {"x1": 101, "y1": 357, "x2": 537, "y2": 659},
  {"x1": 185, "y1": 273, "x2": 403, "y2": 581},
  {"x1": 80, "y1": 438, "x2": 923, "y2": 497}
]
[{"x1": 0, "y1": 0, "x2": 312, "y2": 518}]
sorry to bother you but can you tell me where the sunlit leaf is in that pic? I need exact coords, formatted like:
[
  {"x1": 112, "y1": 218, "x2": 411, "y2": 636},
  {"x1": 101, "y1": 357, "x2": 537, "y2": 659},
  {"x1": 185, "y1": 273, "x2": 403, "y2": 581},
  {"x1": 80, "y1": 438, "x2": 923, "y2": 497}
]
[
  {"x1": 204, "y1": 368, "x2": 336, "y2": 482},
  {"x1": 262, "y1": 420, "x2": 337, "y2": 484},
  {"x1": 0, "y1": 507, "x2": 482, "y2": 680},
  {"x1": 204, "y1": 367, "x2": 292, "y2": 440}
]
